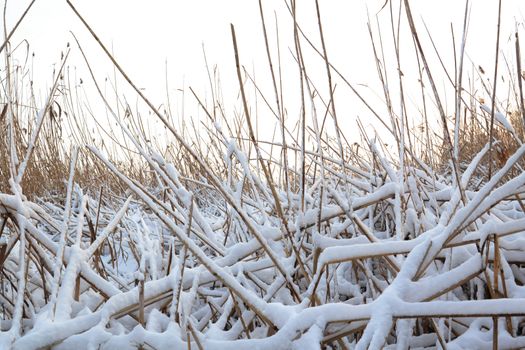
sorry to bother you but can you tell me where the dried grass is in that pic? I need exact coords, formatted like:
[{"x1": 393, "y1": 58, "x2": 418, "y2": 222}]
[{"x1": 2, "y1": 0, "x2": 525, "y2": 349}]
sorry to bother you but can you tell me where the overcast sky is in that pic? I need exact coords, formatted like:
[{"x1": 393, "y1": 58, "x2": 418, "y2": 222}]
[{"x1": 4, "y1": 0, "x2": 525, "y2": 146}]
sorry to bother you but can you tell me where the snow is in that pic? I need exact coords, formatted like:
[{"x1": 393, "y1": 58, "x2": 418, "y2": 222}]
[
  {"x1": 480, "y1": 104, "x2": 517, "y2": 137},
  {"x1": 5, "y1": 143, "x2": 525, "y2": 349},
  {"x1": 3, "y1": 90, "x2": 525, "y2": 349}
]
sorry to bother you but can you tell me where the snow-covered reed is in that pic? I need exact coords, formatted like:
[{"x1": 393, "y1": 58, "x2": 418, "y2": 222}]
[{"x1": 2, "y1": 0, "x2": 525, "y2": 349}]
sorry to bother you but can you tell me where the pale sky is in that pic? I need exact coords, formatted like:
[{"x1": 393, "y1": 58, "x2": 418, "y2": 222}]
[{"x1": 4, "y1": 0, "x2": 525, "y2": 148}]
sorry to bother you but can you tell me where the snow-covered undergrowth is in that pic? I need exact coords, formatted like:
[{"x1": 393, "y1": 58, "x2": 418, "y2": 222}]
[
  {"x1": 2, "y1": 138, "x2": 525, "y2": 349},
  {"x1": 4, "y1": 1, "x2": 525, "y2": 349}
]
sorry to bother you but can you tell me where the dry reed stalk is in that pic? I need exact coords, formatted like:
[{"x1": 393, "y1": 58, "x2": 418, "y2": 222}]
[
  {"x1": 187, "y1": 321, "x2": 204, "y2": 350},
  {"x1": 0, "y1": 0, "x2": 36, "y2": 55},
  {"x1": 488, "y1": 0, "x2": 504, "y2": 179},
  {"x1": 138, "y1": 278, "x2": 145, "y2": 326},
  {"x1": 91, "y1": 148, "x2": 279, "y2": 328},
  {"x1": 3, "y1": 0, "x2": 525, "y2": 348},
  {"x1": 516, "y1": 30, "x2": 525, "y2": 126},
  {"x1": 69, "y1": 2, "x2": 300, "y2": 307},
  {"x1": 231, "y1": 24, "x2": 308, "y2": 294},
  {"x1": 258, "y1": 0, "x2": 291, "y2": 200},
  {"x1": 403, "y1": 0, "x2": 464, "y2": 197}
]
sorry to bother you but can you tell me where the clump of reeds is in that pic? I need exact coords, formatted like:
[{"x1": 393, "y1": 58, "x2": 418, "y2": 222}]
[{"x1": 2, "y1": 0, "x2": 525, "y2": 349}]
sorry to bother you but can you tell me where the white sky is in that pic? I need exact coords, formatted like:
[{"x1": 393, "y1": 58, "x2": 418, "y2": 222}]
[{"x1": 4, "y1": 0, "x2": 525, "y2": 148}]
